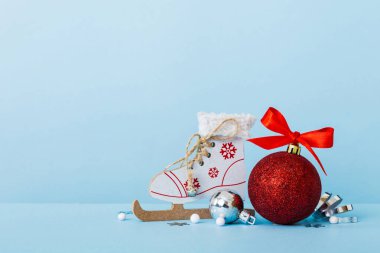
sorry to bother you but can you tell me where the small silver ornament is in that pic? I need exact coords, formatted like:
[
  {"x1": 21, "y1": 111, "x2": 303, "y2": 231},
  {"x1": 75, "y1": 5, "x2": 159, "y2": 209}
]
[{"x1": 209, "y1": 190, "x2": 255, "y2": 225}]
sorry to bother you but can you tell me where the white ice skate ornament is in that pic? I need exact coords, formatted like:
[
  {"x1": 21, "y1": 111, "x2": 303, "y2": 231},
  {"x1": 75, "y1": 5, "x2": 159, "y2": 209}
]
[{"x1": 133, "y1": 113, "x2": 255, "y2": 221}]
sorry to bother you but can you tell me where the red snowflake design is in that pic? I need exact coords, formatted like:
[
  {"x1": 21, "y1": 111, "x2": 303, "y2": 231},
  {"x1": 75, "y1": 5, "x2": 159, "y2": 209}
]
[
  {"x1": 208, "y1": 167, "x2": 219, "y2": 178},
  {"x1": 184, "y1": 178, "x2": 201, "y2": 190},
  {"x1": 220, "y1": 142, "x2": 237, "y2": 159}
]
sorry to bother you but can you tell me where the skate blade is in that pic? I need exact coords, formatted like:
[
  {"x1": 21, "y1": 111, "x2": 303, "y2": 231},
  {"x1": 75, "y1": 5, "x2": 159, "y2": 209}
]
[{"x1": 132, "y1": 200, "x2": 211, "y2": 222}]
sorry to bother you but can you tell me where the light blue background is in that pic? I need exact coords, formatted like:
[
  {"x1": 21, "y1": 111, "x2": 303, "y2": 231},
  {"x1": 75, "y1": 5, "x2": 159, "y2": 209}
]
[
  {"x1": 0, "y1": 0, "x2": 378, "y2": 204},
  {"x1": 0, "y1": 203, "x2": 376, "y2": 253}
]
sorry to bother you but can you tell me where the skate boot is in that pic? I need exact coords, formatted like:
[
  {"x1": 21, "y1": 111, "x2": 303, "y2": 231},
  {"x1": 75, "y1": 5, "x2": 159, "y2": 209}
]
[{"x1": 133, "y1": 112, "x2": 255, "y2": 221}]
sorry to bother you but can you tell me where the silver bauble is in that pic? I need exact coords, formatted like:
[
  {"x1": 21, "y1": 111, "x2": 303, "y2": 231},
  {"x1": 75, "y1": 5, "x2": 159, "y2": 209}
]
[{"x1": 209, "y1": 190, "x2": 244, "y2": 223}]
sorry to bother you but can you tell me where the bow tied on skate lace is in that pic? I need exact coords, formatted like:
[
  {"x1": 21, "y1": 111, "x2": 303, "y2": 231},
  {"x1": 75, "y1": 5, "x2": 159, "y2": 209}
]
[
  {"x1": 165, "y1": 118, "x2": 240, "y2": 196},
  {"x1": 248, "y1": 107, "x2": 334, "y2": 175}
]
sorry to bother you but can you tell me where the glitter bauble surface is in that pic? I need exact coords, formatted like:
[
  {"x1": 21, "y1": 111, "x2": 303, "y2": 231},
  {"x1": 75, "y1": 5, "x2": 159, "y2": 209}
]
[
  {"x1": 209, "y1": 190, "x2": 244, "y2": 223},
  {"x1": 248, "y1": 151, "x2": 321, "y2": 225}
]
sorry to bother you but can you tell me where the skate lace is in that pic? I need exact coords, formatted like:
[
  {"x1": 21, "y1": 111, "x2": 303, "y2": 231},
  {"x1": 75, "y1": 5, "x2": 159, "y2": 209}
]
[{"x1": 164, "y1": 118, "x2": 240, "y2": 194}]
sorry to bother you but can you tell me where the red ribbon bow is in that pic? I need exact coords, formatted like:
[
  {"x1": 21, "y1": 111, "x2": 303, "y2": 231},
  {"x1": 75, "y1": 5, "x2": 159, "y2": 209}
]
[{"x1": 248, "y1": 107, "x2": 334, "y2": 175}]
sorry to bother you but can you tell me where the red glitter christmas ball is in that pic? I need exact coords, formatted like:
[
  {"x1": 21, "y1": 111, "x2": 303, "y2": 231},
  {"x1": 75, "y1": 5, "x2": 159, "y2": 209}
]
[{"x1": 248, "y1": 151, "x2": 321, "y2": 225}]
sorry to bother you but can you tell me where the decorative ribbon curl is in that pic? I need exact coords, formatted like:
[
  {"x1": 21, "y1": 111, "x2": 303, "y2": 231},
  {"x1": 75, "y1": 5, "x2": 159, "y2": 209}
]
[{"x1": 247, "y1": 107, "x2": 334, "y2": 175}]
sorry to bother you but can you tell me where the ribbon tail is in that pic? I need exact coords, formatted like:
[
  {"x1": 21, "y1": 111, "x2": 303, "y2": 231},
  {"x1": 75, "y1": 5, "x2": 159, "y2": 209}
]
[{"x1": 299, "y1": 140, "x2": 327, "y2": 176}]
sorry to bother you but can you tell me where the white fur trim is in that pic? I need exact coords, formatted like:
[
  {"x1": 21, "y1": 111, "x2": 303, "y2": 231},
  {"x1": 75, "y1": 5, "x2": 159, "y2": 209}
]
[{"x1": 198, "y1": 112, "x2": 256, "y2": 139}]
